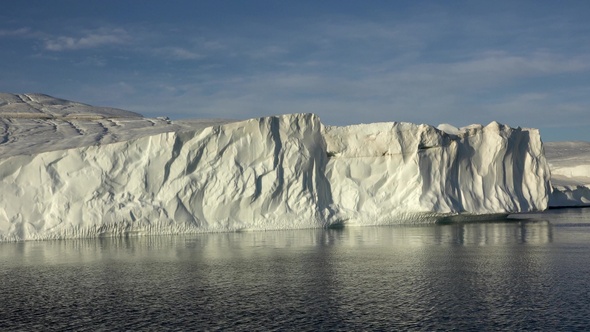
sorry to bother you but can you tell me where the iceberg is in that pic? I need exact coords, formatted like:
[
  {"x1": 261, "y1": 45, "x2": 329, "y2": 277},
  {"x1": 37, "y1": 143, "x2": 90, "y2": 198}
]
[
  {"x1": 545, "y1": 141, "x2": 590, "y2": 207},
  {"x1": 0, "y1": 94, "x2": 551, "y2": 241}
]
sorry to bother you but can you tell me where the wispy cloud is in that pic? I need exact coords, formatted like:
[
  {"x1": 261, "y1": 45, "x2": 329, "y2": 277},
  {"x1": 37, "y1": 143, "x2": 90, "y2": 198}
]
[
  {"x1": 75, "y1": 56, "x2": 108, "y2": 67},
  {"x1": 44, "y1": 28, "x2": 129, "y2": 51},
  {"x1": 0, "y1": 27, "x2": 33, "y2": 37},
  {"x1": 4, "y1": 2, "x2": 589, "y2": 141},
  {"x1": 153, "y1": 46, "x2": 202, "y2": 60},
  {"x1": 247, "y1": 45, "x2": 288, "y2": 59},
  {"x1": 448, "y1": 51, "x2": 590, "y2": 77}
]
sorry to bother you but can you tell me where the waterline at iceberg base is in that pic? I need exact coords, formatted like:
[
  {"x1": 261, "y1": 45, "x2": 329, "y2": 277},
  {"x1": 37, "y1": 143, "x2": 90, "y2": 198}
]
[{"x1": 0, "y1": 118, "x2": 551, "y2": 241}]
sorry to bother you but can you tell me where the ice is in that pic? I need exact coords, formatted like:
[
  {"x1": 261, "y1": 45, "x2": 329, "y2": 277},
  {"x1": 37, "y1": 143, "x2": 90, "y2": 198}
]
[
  {"x1": 0, "y1": 93, "x2": 233, "y2": 158},
  {"x1": 325, "y1": 121, "x2": 550, "y2": 225},
  {"x1": 544, "y1": 141, "x2": 590, "y2": 207},
  {"x1": 0, "y1": 94, "x2": 552, "y2": 241}
]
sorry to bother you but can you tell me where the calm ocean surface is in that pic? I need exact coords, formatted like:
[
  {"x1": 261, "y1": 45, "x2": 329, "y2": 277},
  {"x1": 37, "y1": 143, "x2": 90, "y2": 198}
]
[{"x1": 2, "y1": 208, "x2": 590, "y2": 331}]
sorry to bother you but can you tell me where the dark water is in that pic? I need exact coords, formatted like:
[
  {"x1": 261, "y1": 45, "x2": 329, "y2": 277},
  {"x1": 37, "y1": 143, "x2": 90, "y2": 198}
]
[{"x1": 2, "y1": 209, "x2": 590, "y2": 331}]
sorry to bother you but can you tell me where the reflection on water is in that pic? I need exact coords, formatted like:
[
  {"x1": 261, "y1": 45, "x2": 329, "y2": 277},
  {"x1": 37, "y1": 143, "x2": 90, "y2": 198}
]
[
  {"x1": 0, "y1": 220, "x2": 555, "y2": 266},
  {"x1": 1, "y1": 209, "x2": 590, "y2": 330}
]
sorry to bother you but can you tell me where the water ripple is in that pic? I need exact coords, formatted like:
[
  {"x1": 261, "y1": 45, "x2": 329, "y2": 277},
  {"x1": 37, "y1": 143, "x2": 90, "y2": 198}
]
[{"x1": 2, "y1": 216, "x2": 590, "y2": 331}]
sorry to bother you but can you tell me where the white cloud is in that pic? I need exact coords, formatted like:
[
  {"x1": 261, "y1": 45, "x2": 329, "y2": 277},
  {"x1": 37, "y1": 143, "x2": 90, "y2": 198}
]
[
  {"x1": 75, "y1": 56, "x2": 107, "y2": 67},
  {"x1": 44, "y1": 28, "x2": 129, "y2": 51},
  {"x1": 10, "y1": 7, "x2": 588, "y2": 140},
  {"x1": 247, "y1": 45, "x2": 288, "y2": 59},
  {"x1": 153, "y1": 47, "x2": 202, "y2": 60},
  {"x1": 448, "y1": 51, "x2": 590, "y2": 77},
  {"x1": 0, "y1": 27, "x2": 32, "y2": 37}
]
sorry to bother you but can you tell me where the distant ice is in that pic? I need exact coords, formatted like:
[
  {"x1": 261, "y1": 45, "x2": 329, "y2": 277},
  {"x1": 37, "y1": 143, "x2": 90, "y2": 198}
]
[
  {"x1": 544, "y1": 141, "x2": 590, "y2": 207},
  {"x1": 0, "y1": 93, "x2": 233, "y2": 157}
]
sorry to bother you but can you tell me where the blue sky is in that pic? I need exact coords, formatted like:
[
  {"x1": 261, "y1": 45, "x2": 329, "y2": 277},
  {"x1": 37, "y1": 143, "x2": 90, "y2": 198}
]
[{"x1": 1, "y1": 1, "x2": 589, "y2": 141}]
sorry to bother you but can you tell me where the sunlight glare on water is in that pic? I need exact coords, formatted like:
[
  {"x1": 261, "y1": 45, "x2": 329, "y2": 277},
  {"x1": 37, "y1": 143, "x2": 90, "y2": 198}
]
[{"x1": 1, "y1": 208, "x2": 590, "y2": 331}]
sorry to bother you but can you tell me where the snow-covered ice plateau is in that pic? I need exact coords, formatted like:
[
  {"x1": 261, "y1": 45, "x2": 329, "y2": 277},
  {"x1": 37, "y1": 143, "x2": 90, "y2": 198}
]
[{"x1": 0, "y1": 93, "x2": 554, "y2": 241}]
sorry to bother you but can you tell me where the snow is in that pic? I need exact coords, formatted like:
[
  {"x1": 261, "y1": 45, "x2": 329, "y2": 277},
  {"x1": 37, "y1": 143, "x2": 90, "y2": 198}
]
[
  {"x1": 0, "y1": 93, "x2": 142, "y2": 119},
  {"x1": 544, "y1": 141, "x2": 590, "y2": 207},
  {"x1": 0, "y1": 94, "x2": 553, "y2": 241},
  {"x1": 0, "y1": 93, "x2": 233, "y2": 158}
]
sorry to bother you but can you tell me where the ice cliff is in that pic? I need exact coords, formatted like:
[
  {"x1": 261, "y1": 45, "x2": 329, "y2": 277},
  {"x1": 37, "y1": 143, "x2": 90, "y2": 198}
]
[
  {"x1": 326, "y1": 122, "x2": 550, "y2": 225},
  {"x1": 0, "y1": 94, "x2": 551, "y2": 241}
]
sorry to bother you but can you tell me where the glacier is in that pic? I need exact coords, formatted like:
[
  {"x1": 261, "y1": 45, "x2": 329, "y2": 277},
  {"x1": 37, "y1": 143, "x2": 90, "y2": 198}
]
[{"x1": 0, "y1": 94, "x2": 552, "y2": 241}]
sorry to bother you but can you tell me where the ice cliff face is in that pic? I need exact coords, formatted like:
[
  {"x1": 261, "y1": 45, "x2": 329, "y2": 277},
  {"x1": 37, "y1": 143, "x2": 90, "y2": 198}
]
[
  {"x1": 0, "y1": 113, "x2": 332, "y2": 240},
  {"x1": 0, "y1": 94, "x2": 552, "y2": 241},
  {"x1": 325, "y1": 122, "x2": 550, "y2": 225}
]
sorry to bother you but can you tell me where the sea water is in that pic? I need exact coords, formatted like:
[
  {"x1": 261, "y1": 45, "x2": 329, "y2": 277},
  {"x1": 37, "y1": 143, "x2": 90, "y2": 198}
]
[{"x1": 1, "y1": 208, "x2": 590, "y2": 331}]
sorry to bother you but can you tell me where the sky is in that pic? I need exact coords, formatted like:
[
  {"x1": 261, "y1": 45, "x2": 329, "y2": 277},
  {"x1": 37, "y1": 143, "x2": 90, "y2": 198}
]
[{"x1": 1, "y1": 1, "x2": 589, "y2": 141}]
